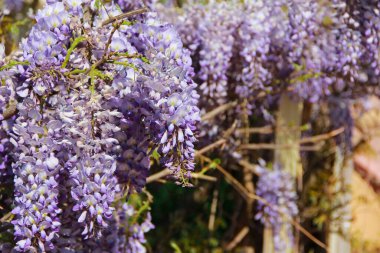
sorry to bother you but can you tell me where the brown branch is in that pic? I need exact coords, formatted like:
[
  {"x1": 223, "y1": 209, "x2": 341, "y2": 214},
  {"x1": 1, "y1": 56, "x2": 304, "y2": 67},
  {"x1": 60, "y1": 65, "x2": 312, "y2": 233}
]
[
  {"x1": 289, "y1": 219, "x2": 328, "y2": 250},
  {"x1": 208, "y1": 188, "x2": 219, "y2": 232},
  {"x1": 201, "y1": 101, "x2": 238, "y2": 121},
  {"x1": 237, "y1": 125, "x2": 273, "y2": 135},
  {"x1": 198, "y1": 155, "x2": 252, "y2": 202},
  {"x1": 238, "y1": 128, "x2": 344, "y2": 151},
  {"x1": 299, "y1": 127, "x2": 344, "y2": 144},
  {"x1": 146, "y1": 168, "x2": 171, "y2": 183},
  {"x1": 225, "y1": 226, "x2": 250, "y2": 251},
  {"x1": 146, "y1": 168, "x2": 217, "y2": 184},
  {"x1": 238, "y1": 143, "x2": 321, "y2": 151},
  {"x1": 195, "y1": 121, "x2": 237, "y2": 156},
  {"x1": 238, "y1": 160, "x2": 260, "y2": 175},
  {"x1": 85, "y1": 21, "x2": 122, "y2": 76},
  {"x1": 201, "y1": 85, "x2": 300, "y2": 123},
  {"x1": 198, "y1": 154, "x2": 328, "y2": 251},
  {"x1": 196, "y1": 121, "x2": 238, "y2": 154},
  {"x1": 0, "y1": 212, "x2": 13, "y2": 223},
  {"x1": 236, "y1": 124, "x2": 312, "y2": 136},
  {"x1": 2, "y1": 100, "x2": 17, "y2": 120},
  {"x1": 101, "y1": 8, "x2": 149, "y2": 26},
  {"x1": 195, "y1": 139, "x2": 226, "y2": 156},
  {"x1": 191, "y1": 173, "x2": 217, "y2": 182},
  {"x1": 222, "y1": 120, "x2": 238, "y2": 139}
]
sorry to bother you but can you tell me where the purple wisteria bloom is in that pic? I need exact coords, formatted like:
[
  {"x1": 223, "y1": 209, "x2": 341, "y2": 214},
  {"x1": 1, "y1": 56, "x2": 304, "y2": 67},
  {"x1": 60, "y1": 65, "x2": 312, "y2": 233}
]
[
  {"x1": 255, "y1": 164, "x2": 298, "y2": 253},
  {"x1": 2, "y1": 0, "x2": 197, "y2": 250}
]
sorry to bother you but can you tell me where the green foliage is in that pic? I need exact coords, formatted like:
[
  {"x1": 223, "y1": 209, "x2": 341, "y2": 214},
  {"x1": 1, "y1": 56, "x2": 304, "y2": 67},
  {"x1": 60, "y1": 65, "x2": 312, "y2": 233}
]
[
  {"x1": 170, "y1": 241, "x2": 183, "y2": 253},
  {"x1": 61, "y1": 36, "x2": 86, "y2": 69},
  {"x1": 151, "y1": 149, "x2": 161, "y2": 163},
  {"x1": 147, "y1": 175, "x2": 239, "y2": 252},
  {"x1": 0, "y1": 60, "x2": 29, "y2": 71},
  {"x1": 94, "y1": 0, "x2": 103, "y2": 9},
  {"x1": 209, "y1": 158, "x2": 221, "y2": 169}
]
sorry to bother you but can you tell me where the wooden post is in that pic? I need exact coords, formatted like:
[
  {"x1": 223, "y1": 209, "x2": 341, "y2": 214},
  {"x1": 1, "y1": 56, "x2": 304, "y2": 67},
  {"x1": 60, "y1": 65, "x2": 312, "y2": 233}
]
[
  {"x1": 262, "y1": 94, "x2": 303, "y2": 253},
  {"x1": 263, "y1": 227, "x2": 275, "y2": 253},
  {"x1": 328, "y1": 146, "x2": 352, "y2": 253}
]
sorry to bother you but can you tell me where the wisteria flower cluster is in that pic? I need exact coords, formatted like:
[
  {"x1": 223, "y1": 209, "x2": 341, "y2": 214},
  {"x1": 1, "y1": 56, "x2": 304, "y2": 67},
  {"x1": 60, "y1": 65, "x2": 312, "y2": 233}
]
[
  {"x1": 157, "y1": 0, "x2": 380, "y2": 132},
  {"x1": 0, "y1": 0, "x2": 199, "y2": 251},
  {"x1": 255, "y1": 165, "x2": 298, "y2": 252},
  {"x1": 112, "y1": 202, "x2": 155, "y2": 253},
  {"x1": 56, "y1": 200, "x2": 154, "y2": 253},
  {"x1": 3, "y1": 0, "x2": 24, "y2": 14}
]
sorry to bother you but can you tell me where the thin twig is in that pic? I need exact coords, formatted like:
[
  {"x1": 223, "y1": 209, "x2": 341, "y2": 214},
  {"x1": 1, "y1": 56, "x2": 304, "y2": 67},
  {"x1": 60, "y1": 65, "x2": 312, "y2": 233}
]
[
  {"x1": 238, "y1": 160, "x2": 260, "y2": 175},
  {"x1": 85, "y1": 21, "x2": 122, "y2": 75},
  {"x1": 237, "y1": 125, "x2": 273, "y2": 135},
  {"x1": 195, "y1": 139, "x2": 226, "y2": 156},
  {"x1": 236, "y1": 124, "x2": 312, "y2": 136},
  {"x1": 102, "y1": 8, "x2": 149, "y2": 26},
  {"x1": 290, "y1": 219, "x2": 327, "y2": 250},
  {"x1": 2, "y1": 100, "x2": 17, "y2": 120},
  {"x1": 238, "y1": 143, "x2": 321, "y2": 151},
  {"x1": 194, "y1": 121, "x2": 237, "y2": 156},
  {"x1": 235, "y1": 127, "x2": 343, "y2": 144},
  {"x1": 299, "y1": 127, "x2": 344, "y2": 144},
  {"x1": 225, "y1": 226, "x2": 250, "y2": 251},
  {"x1": 208, "y1": 187, "x2": 219, "y2": 232},
  {"x1": 200, "y1": 85, "x2": 297, "y2": 122},
  {"x1": 146, "y1": 168, "x2": 171, "y2": 183},
  {"x1": 237, "y1": 129, "x2": 344, "y2": 151},
  {"x1": 191, "y1": 173, "x2": 217, "y2": 182},
  {"x1": 0, "y1": 212, "x2": 13, "y2": 223},
  {"x1": 222, "y1": 120, "x2": 238, "y2": 139},
  {"x1": 147, "y1": 169, "x2": 217, "y2": 184},
  {"x1": 201, "y1": 101, "x2": 238, "y2": 121}
]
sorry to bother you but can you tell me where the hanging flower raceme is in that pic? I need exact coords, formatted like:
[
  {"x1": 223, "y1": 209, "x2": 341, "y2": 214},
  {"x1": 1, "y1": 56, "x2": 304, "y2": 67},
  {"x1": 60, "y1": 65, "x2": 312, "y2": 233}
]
[
  {"x1": 71, "y1": 201, "x2": 155, "y2": 253},
  {"x1": 112, "y1": 4, "x2": 200, "y2": 185},
  {"x1": 157, "y1": 0, "x2": 378, "y2": 116},
  {"x1": 1, "y1": 0, "x2": 198, "y2": 251},
  {"x1": 255, "y1": 163, "x2": 298, "y2": 252},
  {"x1": 154, "y1": 0, "x2": 380, "y2": 174},
  {"x1": 345, "y1": 0, "x2": 380, "y2": 86},
  {"x1": 3, "y1": 0, "x2": 24, "y2": 14}
]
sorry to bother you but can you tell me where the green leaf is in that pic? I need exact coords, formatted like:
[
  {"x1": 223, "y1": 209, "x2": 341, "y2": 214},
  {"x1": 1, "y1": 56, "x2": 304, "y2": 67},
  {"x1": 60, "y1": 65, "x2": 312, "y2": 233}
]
[
  {"x1": 209, "y1": 158, "x2": 221, "y2": 169},
  {"x1": 61, "y1": 36, "x2": 86, "y2": 69},
  {"x1": 209, "y1": 237, "x2": 219, "y2": 247},
  {"x1": 91, "y1": 69, "x2": 108, "y2": 79},
  {"x1": 122, "y1": 20, "x2": 133, "y2": 26},
  {"x1": 281, "y1": 4, "x2": 289, "y2": 14},
  {"x1": 141, "y1": 56, "x2": 149, "y2": 63},
  {"x1": 0, "y1": 60, "x2": 29, "y2": 71},
  {"x1": 89, "y1": 68, "x2": 110, "y2": 93},
  {"x1": 152, "y1": 149, "x2": 161, "y2": 163},
  {"x1": 10, "y1": 25, "x2": 20, "y2": 38},
  {"x1": 66, "y1": 68, "x2": 87, "y2": 76},
  {"x1": 94, "y1": 0, "x2": 102, "y2": 9},
  {"x1": 292, "y1": 63, "x2": 304, "y2": 72},
  {"x1": 322, "y1": 16, "x2": 333, "y2": 27},
  {"x1": 300, "y1": 123, "x2": 311, "y2": 131},
  {"x1": 112, "y1": 61, "x2": 139, "y2": 72},
  {"x1": 170, "y1": 241, "x2": 183, "y2": 253}
]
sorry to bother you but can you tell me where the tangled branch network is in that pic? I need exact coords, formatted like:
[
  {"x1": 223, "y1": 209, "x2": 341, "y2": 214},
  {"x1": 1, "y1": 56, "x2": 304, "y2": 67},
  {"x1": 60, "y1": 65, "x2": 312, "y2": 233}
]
[{"x1": 0, "y1": 0, "x2": 199, "y2": 251}]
